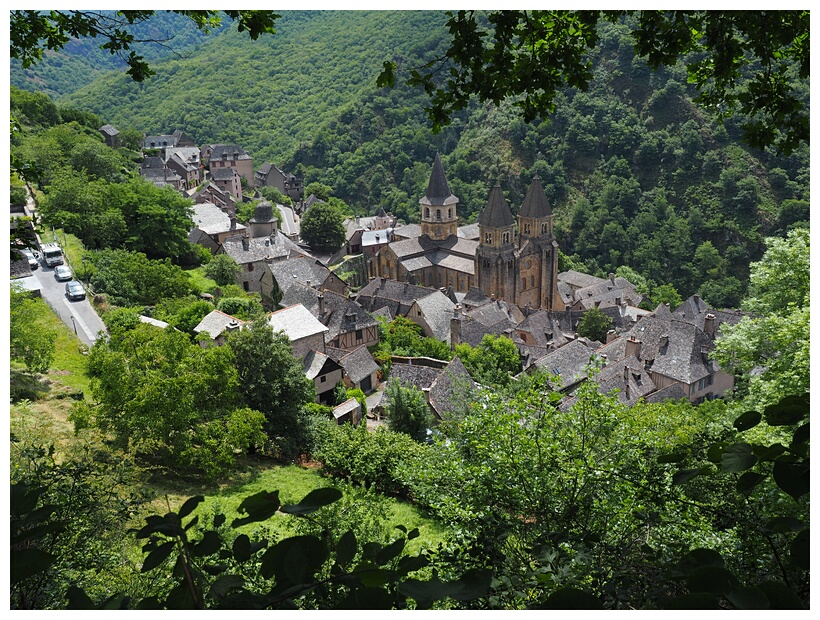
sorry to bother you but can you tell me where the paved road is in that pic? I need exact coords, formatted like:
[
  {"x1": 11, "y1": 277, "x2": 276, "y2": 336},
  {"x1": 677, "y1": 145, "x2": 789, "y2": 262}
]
[{"x1": 32, "y1": 258, "x2": 107, "y2": 348}]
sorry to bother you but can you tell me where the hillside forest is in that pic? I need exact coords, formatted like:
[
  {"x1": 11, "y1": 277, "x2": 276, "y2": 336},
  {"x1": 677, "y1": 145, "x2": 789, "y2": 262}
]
[{"x1": 9, "y1": 9, "x2": 809, "y2": 611}]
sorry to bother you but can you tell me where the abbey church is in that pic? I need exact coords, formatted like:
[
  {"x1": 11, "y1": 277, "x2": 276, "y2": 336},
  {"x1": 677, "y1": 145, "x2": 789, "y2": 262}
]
[{"x1": 369, "y1": 154, "x2": 563, "y2": 311}]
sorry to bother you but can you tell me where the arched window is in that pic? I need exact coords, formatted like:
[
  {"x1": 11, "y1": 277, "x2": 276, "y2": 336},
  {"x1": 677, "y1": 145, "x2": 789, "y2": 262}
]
[
  {"x1": 524, "y1": 222, "x2": 531, "y2": 234},
  {"x1": 436, "y1": 209, "x2": 441, "y2": 221},
  {"x1": 541, "y1": 222, "x2": 548, "y2": 234},
  {"x1": 425, "y1": 207, "x2": 430, "y2": 218},
  {"x1": 448, "y1": 208, "x2": 452, "y2": 219},
  {"x1": 485, "y1": 232, "x2": 492, "y2": 244},
  {"x1": 502, "y1": 231, "x2": 510, "y2": 244},
  {"x1": 530, "y1": 275, "x2": 535, "y2": 287},
  {"x1": 521, "y1": 278, "x2": 526, "y2": 290}
]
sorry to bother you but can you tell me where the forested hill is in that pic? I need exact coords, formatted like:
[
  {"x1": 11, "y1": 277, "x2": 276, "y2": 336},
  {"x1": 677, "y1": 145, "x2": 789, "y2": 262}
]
[{"x1": 37, "y1": 11, "x2": 809, "y2": 308}]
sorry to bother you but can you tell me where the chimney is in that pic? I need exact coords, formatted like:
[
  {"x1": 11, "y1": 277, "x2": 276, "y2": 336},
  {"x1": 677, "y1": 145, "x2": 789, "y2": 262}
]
[
  {"x1": 625, "y1": 336, "x2": 642, "y2": 360},
  {"x1": 623, "y1": 365, "x2": 629, "y2": 383},
  {"x1": 704, "y1": 313, "x2": 716, "y2": 339},
  {"x1": 226, "y1": 319, "x2": 240, "y2": 332},
  {"x1": 606, "y1": 329, "x2": 617, "y2": 344},
  {"x1": 450, "y1": 304, "x2": 462, "y2": 350},
  {"x1": 608, "y1": 273, "x2": 615, "y2": 289},
  {"x1": 318, "y1": 292, "x2": 325, "y2": 316},
  {"x1": 229, "y1": 214, "x2": 236, "y2": 230}
]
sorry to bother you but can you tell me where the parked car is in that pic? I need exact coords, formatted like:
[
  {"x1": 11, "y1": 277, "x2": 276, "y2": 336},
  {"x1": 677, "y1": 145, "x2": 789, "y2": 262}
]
[
  {"x1": 65, "y1": 280, "x2": 86, "y2": 301},
  {"x1": 20, "y1": 248, "x2": 39, "y2": 269},
  {"x1": 54, "y1": 264, "x2": 73, "y2": 281}
]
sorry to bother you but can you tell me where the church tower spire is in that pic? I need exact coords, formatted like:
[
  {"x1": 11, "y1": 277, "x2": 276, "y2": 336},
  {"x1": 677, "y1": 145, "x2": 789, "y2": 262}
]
[
  {"x1": 477, "y1": 184, "x2": 516, "y2": 302},
  {"x1": 419, "y1": 153, "x2": 458, "y2": 240}
]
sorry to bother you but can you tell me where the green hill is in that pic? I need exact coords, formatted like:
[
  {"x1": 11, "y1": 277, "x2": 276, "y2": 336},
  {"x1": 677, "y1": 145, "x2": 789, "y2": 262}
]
[{"x1": 19, "y1": 11, "x2": 809, "y2": 307}]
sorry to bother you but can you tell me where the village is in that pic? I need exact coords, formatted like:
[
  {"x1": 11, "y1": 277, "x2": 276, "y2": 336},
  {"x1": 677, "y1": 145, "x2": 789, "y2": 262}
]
[{"x1": 91, "y1": 127, "x2": 743, "y2": 427}]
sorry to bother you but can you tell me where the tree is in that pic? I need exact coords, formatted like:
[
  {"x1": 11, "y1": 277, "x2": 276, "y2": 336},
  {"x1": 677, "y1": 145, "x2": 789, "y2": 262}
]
[
  {"x1": 385, "y1": 379, "x2": 432, "y2": 442},
  {"x1": 713, "y1": 228, "x2": 809, "y2": 408},
  {"x1": 455, "y1": 334, "x2": 521, "y2": 386},
  {"x1": 203, "y1": 253, "x2": 241, "y2": 286},
  {"x1": 299, "y1": 201, "x2": 346, "y2": 252},
  {"x1": 10, "y1": 285, "x2": 57, "y2": 373},
  {"x1": 10, "y1": 10, "x2": 279, "y2": 82},
  {"x1": 82, "y1": 323, "x2": 265, "y2": 478},
  {"x1": 379, "y1": 10, "x2": 809, "y2": 153},
  {"x1": 86, "y1": 249, "x2": 192, "y2": 306},
  {"x1": 576, "y1": 306, "x2": 612, "y2": 342},
  {"x1": 225, "y1": 320, "x2": 315, "y2": 448}
]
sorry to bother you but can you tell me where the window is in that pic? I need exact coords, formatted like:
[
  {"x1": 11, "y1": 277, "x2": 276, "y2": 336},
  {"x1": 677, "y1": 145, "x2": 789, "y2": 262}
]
[
  {"x1": 522, "y1": 278, "x2": 526, "y2": 290},
  {"x1": 320, "y1": 375, "x2": 326, "y2": 383},
  {"x1": 355, "y1": 329, "x2": 362, "y2": 340},
  {"x1": 248, "y1": 263, "x2": 254, "y2": 271},
  {"x1": 524, "y1": 223, "x2": 531, "y2": 234},
  {"x1": 530, "y1": 275, "x2": 535, "y2": 287},
  {"x1": 502, "y1": 231, "x2": 510, "y2": 244},
  {"x1": 243, "y1": 281, "x2": 249, "y2": 291},
  {"x1": 425, "y1": 207, "x2": 430, "y2": 218},
  {"x1": 436, "y1": 209, "x2": 441, "y2": 221},
  {"x1": 541, "y1": 222, "x2": 548, "y2": 234},
  {"x1": 485, "y1": 232, "x2": 493, "y2": 243},
  {"x1": 448, "y1": 208, "x2": 452, "y2": 219}
]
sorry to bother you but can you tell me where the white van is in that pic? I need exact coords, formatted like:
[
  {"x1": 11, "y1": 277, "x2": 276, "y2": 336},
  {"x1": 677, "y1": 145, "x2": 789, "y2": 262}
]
[{"x1": 41, "y1": 243, "x2": 64, "y2": 267}]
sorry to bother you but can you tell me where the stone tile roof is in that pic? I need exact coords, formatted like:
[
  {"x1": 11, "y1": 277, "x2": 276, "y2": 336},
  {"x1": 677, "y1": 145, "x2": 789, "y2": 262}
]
[
  {"x1": 457, "y1": 315, "x2": 509, "y2": 348},
  {"x1": 595, "y1": 355, "x2": 657, "y2": 406},
  {"x1": 531, "y1": 339, "x2": 600, "y2": 388},
  {"x1": 644, "y1": 382, "x2": 689, "y2": 403},
  {"x1": 212, "y1": 167, "x2": 239, "y2": 181},
  {"x1": 164, "y1": 146, "x2": 200, "y2": 164},
  {"x1": 266, "y1": 304, "x2": 328, "y2": 341},
  {"x1": 597, "y1": 315, "x2": 719, "y2": 386},
  {"x1": 334, "y1": 345, "x2": 379, "y2": 384},
  {"x1": 356, "y1": 277, "x2": 439, "y2": 311},
  {"x1": 361, "y1": 229, "x2": 393, "y2": 247},
  {"x1": 282, "y1": 285, "x2": 378, "y2": 341},
  {"x1": 430, "y1": 250, "x2": 475, "y2": 275},
  {"x1": 370, "y1": 305, "x2": 393, "y2": 321},
  {"x1": 428, "y1": 356, "x2": 477, "y2": 419},
  {"x1": 558, "y1": 270, "x2": 607, "y2": 291},
  {"x1": 193, "y1": 310, "x2": 244, "y2": 338},
  {"x1": 392, "y1": 223, "x2": 422, "y2": 240},
  {"x1": 303, "y1": 349, "x2": 341, "y2": 380},
  {"x1": 518, "y1": 175, "x2": 552, "y2": 219},
  {"x1": 190, "y1": 203, "x2": 244, "y2": 236},
  {"x1": 420, "y1": 153, "x2": 458, "y2": 207},
  {"x1": 388, "y1": 363, "x2": 442, "y2": 391},
  {"x1": 413, "y1": 291, "x2": 456, "y2": 342},
  {"x1": 461, "y1": 286, "x2": 491, "y2": 309},
  {"x1": 457, "y1": 223, "x2": 480, "y2": 240},
  {"x1": 465, "y1": 299, "x2": 521, "y2": 328},
  {"x1": 477, "y1": 184, "x2": 515, "y2": 228},
  {"x1": 99, "y1": 124, "x2": 118, "y2": 136},
  {"x1": 269, "y1": 256, "x2": 332, "y2": 296},
  {"x1": 221, "y1": 232, "x2": 307, "y2": 265},
  {"x1": 209, "y1": 144, "x2": 251, "y2": 160}
]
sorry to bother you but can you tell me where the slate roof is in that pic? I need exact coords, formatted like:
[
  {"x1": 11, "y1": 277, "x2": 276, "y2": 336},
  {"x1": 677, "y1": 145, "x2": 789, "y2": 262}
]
[
  {"x1": 595, "y1": 355, "x2": 657, "y2": 406},
  {"x1": 413, "y1": 291, "x2": 457, "y2": 341},
  {"x1": 193, "y1": 310, "x2": 244, "y2": 338},
  {"x1": 457, "y1": 315, "x2": 510, "y2": 348},
  {"x1": 141, "y1": 156, "x2": 165, "y2": 169},
  {"x1": 303, "y1": 349, "x2": 341, "y2": 381},
  {"x1": 644, "y1": 382, "x2": 689, "y2": 403},
  {"x1": 457, "y1": 223, "x2": 480, "y2": 240},
  {"x1": 369, "y1": 306, "x2": 393, "y2": 321},
  {"x1": 164, "y1": 146, "x2": 200, "y2": 164},
  {"x1": 531, "y1": 339, "x2": 600, "y2": 388},
  {"x1": 461, "y1": 287, "x2": 491, "y2": 309},
  {"x1": 190, "y1": 203, "x2": 244, "y2": 236},
  {"x1": 362, "y1": 229, "x2": 393, "y2": 247},
  {"x1": 596, "y1": 315, "x2": 718, "y2": 385},
  {"x1": 267, "y1": 304, "x2": 328, "y2": 341},
  {"x1": 558, "y1": 270, "x2": 607, "y2": 291},
  {"x1": 392, "y1": 223, "x2": 422, "y2": 240},
  {"x1": 281, "y1": 285, "x2": 379, "y2": 342},
  {"x1": 478, "y1": 184, "x2": 515, "y2": 228},
  {"x1": 420, "y1": 153, "x2": 458, "y2": 207},
  {"x1": 465, "y1": 299, "x2": 521, "y2": 328},
  {"x1": 388, "y1": 363, "x2": 442, "y2": 391},
  {"x1": 269, "y1": 257, "x2": 333, "y2": 296},
  {"x1": 221, "y1": 232, "x2": 307, "y2": 265},
  {"x1": 428, "y1": 356, "x2": 477, "y2": 419},
  {"x1": 99, "y1": 124, "x2": 118, "y2": 136},
  {"x1": 212, "y1": 167, "x2": 239, "y2": 181},
  {"x1": 518, "y1": 175, "x2": 552, "y2": 219},
  {"x1": 673, "y1": 295, "x2": 744, "y2": 333},
  {"x1": 329, "y1": 345, "x2": 380, "y2": 384},
  {"x1": 333, "y1": 397, "x2": 361, "y2": 421},
  {"x1": 209, "y1": 144, "x2": 251, "y2": 160},
  {"x1": 355, "y1": 278, "x2": 439, "y2": 315}
]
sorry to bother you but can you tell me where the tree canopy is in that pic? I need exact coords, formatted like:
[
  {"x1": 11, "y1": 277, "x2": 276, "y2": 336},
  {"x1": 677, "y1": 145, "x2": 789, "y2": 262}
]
[{"x1": 380, "y1": 10, "x2": 809, "y2": 154}]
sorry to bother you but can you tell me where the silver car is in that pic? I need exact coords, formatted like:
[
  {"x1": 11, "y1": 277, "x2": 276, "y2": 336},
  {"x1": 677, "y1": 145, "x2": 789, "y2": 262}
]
[
  {"x1": 54, "y1": 264, "x2": 73, "y2": 281},
  {"x1": 21, "y1": 248, "x2": 39, "y2": 269},
  {"x1": 65, "y1": 280, "x2": 86, "y2": 301}
]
